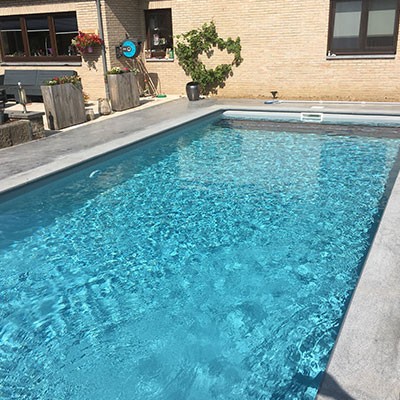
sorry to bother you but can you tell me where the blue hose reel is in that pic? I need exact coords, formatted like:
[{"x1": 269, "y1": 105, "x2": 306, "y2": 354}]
[{"x1": 118, "y1": 39, "x2": 141, "y2": 58}]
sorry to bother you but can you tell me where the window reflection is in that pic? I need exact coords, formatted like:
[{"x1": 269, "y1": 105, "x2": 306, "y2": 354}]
[
  {"x1": 0, "y1": 18, "x2": 24, "y2": 57},
  {"x1": 328, "y1": 0, "x2": 399, "y2": 54},
  {"x1": 54, "y1": 14, "x2": 78, "y2": 56},
  {"x1": 26, "y1": 16, "x2": 52, "y2": 57}
]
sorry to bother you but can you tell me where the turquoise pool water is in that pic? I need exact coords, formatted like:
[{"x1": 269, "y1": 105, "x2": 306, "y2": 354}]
[{"x1": 1, "y1": 116, "x2": 399, "y2": 399}]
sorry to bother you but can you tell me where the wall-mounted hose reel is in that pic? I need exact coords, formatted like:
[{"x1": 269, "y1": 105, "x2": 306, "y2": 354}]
[{"x1": 116, "y1": 39, "x2": 141, "y2": 58}]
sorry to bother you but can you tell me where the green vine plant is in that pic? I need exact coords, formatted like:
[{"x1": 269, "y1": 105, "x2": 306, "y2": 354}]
[{"x1": 175, "y1": 21, "x2": 243, "y2": 95}]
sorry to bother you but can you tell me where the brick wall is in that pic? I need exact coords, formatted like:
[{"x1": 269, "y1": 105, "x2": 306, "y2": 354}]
[
  {"x1": 1, "y1": 0, "x2": 400, "y2": 101},
  {"x1": 127, "y1": 0, "x2": 400, "y2": 101},
  {"x1": 101, "y1": 0, "x2": 143, "y2": 71}
]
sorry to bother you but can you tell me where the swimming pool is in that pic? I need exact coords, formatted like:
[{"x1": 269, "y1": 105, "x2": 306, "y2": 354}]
[{"x1": 1, "y1": 114, "x2": 399, "y2": 399}]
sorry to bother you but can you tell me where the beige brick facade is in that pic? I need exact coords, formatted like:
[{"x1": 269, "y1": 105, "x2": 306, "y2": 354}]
[
  {"x1": 138, "y1": 0, "x2": 400, "y2": 101},
  {"x1": 1, "y1": 0, "x2": 400, "y2": 101}
]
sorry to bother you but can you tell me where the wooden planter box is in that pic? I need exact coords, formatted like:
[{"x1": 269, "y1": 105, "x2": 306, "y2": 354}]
[
  {"x1": 108, "y1": 72, "x2": 140, "y2": 111},
  {"x1": 41, "y1": 83, "x2": 86, "y2": 130}
]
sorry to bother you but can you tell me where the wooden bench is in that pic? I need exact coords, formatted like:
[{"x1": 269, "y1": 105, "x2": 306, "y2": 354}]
[{"x1": 0, "y1": 69, "x2": 77, "y2": 101}]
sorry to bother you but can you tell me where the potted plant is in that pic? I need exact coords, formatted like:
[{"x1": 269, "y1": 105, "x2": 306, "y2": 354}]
[
  {"x1": 41, "y1": 75, "x2": 86, "y2": 130},
  {"x1": 175, "y1": 21, "x2": 243, "y2": 101},
  {"x1": 106, "y1": 67, "x2": 140, "y2": 111},
  {"x1": 71, "y1": 31, "x2": 103, "y2": 54}
]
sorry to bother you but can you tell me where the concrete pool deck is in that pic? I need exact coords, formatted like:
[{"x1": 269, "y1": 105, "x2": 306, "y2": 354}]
[{"x1": 0, "y1": 97, "x2": 399, "y2": 399}]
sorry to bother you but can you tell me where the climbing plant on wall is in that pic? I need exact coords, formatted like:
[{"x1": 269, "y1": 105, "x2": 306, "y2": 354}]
[{"x1": 175, "y1": 21, "x2": 243, "y2": 95}]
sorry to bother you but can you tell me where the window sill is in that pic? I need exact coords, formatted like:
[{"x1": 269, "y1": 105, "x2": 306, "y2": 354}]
[
  {"x1": 1, "y1": 61, "x2": 82, "y2": 66},
  {"x1": 145, "y1": 58, "x2": 174, "y2": 62},
  {"x1": 326, "y1": 54, "x2": 396, "y2": 60}
]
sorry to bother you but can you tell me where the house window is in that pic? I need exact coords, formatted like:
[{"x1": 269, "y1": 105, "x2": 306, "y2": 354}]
[
  {"x1": 26, "y1": 16, "x2": 52, "y2": 57},
  {"x1": 145, "y1": 9, "x2": 174, "y2": 60},
  {"x1": 54, "y1": 14, "x2": 79, "y2": 56},
  {"x1": 0, "y1": 12, "x2": 80, "y2": 62},
  {"x1": 0, "y1": 18, "x2": 24, "y2": 57},
  {"x1": 328, "y1": 0, "x2": 400, "y2": 55}
]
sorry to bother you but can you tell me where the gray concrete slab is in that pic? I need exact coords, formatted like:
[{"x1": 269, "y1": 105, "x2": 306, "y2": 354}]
[
  {"x1": 0, "y1": 97, "x2": 399, "y2": 399},
  {"x1": 316, "y1": 174, "x2": 400, "y2": 400}
]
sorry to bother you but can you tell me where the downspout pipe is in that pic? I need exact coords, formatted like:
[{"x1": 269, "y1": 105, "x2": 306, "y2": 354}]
[{"x1": 95, "y1": 0, "x2": 110, "y2": 100}]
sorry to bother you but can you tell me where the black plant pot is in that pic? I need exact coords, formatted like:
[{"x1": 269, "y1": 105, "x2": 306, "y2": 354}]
[{"x1": 186, "y1": 82, "x2": 200, "y2": 101}]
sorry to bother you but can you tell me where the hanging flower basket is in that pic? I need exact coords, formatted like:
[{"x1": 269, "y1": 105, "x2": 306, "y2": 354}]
[{"x1": 71, "y1": 31, "x2": 103, "y2": 54}]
